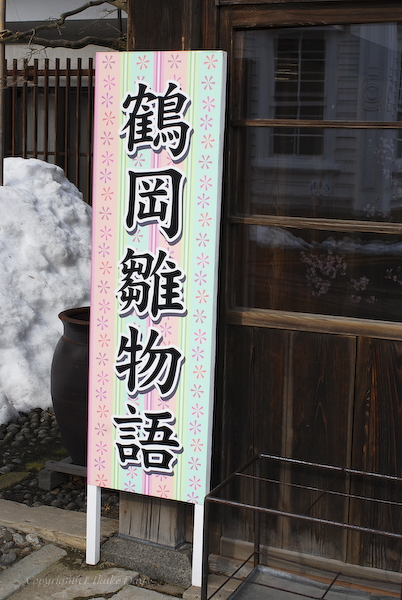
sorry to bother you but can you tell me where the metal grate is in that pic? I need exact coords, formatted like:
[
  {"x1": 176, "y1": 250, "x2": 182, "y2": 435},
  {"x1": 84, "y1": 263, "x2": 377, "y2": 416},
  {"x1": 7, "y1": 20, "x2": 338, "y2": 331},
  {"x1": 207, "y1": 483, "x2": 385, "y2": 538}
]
[{"x1": 202, "y1": 454, "x2": 402, "y2": 599}]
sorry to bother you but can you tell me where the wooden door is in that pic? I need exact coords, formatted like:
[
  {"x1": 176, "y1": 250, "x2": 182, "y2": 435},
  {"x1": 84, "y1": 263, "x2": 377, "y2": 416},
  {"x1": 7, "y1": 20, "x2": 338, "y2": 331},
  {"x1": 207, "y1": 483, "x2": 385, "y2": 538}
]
[{"x1": 214, "y1": 0, "x2": 402, "y2": 570}]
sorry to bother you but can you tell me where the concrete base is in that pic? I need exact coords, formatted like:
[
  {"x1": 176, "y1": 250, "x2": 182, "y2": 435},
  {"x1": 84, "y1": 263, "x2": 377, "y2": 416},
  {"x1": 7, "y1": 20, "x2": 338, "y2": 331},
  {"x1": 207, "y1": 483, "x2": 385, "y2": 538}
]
[{"x1": 102, "y1": 535, "x2": 193, "y2": 588}]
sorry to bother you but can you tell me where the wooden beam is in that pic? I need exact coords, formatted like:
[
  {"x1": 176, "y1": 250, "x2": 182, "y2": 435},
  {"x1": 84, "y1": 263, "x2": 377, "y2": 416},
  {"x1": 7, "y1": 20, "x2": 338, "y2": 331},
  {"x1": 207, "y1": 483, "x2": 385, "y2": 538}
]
[
  {"x1": 227, "y1": 308, "x2": 402, "y2": 340},
  {"x1": 229, "y1": 3, "x2": 402, "y2": 28},
  {"x1": 229, "y1": 215, "x2": 402, "y2": 235}
]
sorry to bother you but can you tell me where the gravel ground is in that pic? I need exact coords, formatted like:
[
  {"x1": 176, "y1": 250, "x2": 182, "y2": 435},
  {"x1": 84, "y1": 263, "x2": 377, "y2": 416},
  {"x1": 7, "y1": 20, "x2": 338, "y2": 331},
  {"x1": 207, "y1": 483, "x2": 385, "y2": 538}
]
[
  {"x1": 0, "y1": 527, "x2": 44, "y2": 569},
  {"x1": 0, "y1": 407, "x2": 119, "y2": 569}
]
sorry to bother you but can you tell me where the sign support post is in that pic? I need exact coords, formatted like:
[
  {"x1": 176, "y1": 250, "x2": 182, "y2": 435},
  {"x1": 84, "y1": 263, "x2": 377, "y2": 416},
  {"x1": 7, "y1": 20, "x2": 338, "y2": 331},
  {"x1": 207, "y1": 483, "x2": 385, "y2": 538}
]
[
  {"x1": 192, "y1": 503, "x2": 205, "y2": 586},
  {"x1": 86, "y1": 484, "x2": 101, "y2": 564}
]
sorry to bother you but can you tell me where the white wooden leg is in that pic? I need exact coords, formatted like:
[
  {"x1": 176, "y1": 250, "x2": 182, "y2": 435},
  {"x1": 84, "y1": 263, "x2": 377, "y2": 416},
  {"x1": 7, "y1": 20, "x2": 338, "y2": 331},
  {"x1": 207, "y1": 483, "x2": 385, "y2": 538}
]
[
  {"x1": 86, "y1": 484, "x2": 101, "y2": 564},
  {"x1": 192, "y1": 503, "x2": 204, "y2": 587}
]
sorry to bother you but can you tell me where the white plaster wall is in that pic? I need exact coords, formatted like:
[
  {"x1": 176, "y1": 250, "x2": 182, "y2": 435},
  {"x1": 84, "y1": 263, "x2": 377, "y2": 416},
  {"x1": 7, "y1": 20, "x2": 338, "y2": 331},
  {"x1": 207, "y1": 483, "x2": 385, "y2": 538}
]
[
  {"x1": 5, "y1": 44, "x2": 116, "y2": 67},
  {"x1": 5, "y1": 1, "x2": 123, "y2": 66}
]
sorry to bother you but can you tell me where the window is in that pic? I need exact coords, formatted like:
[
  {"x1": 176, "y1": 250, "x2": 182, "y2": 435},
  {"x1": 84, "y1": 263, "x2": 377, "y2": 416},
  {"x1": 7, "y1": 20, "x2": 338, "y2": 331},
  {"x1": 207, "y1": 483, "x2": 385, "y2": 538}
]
[{"x1": 228, "y1": 22, "x2": 402, "y2": 327}]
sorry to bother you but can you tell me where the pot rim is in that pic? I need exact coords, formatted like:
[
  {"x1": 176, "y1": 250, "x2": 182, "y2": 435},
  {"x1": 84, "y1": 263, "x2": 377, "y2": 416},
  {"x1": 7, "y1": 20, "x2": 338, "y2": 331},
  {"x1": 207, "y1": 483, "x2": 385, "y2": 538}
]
[{"x1": 58, "y1": 306, "x2": 90, "y2": 325}]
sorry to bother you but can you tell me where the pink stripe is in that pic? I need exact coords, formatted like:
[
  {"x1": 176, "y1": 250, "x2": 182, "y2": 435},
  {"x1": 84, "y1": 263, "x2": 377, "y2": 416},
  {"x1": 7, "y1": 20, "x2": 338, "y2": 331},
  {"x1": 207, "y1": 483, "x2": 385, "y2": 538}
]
[{"x1": 88, "y1": 52, "x2": 122, "y2": 488}]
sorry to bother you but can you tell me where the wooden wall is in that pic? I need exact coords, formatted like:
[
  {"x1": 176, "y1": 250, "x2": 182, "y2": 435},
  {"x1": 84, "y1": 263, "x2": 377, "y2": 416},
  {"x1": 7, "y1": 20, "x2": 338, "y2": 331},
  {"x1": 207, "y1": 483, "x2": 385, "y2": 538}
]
[
  {"x1": 123, "y1": 0, "x2": 402, "y2": 573},
  {"x1": 213, "y1": 324, "x2": 402, "y2": 570},
  {"x1": 126, "y1": 0, "x2": 203, "y2": 50}
]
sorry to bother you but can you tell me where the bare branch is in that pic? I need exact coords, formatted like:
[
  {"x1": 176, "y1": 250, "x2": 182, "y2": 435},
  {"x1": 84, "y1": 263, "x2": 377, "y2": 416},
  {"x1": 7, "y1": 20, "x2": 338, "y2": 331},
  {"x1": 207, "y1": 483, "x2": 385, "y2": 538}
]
[
  {"x1": 58, "y1": 0, "x2": 126, "y2": 24},
  {"x1": 20, "y1": 34, "x2": 127, "y2": 51},
  {"x1": 0, "y1": 0, "x2": 128, "y2": 49},
  {"x1": 106, "y1": 1, "x2": 127, "y2": 10}
]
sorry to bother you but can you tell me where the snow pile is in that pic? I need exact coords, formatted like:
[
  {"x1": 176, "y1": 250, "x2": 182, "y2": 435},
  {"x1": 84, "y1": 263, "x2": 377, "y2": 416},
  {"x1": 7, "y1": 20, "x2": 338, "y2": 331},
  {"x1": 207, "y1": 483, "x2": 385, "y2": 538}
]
[{"x1": 0, "y1": 158, "x2": 92, "y2": 424}]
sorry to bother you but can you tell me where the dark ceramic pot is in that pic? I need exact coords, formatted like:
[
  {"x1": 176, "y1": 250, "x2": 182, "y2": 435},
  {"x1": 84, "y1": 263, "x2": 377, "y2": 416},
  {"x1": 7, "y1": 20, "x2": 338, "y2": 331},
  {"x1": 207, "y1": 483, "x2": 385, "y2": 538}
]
[{"x1": 51, "y1": 307, "x2": 89, "y2": 466}]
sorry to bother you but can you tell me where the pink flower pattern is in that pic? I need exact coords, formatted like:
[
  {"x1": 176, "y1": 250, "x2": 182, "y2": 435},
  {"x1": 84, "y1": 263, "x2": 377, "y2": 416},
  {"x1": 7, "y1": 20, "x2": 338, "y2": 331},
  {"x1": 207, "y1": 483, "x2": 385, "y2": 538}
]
[
  {"x1": 127, "y1": 466, "x2": 138, "y2": 479},
  {"x1": 194, "y1": 310, "x2": 206, "y2": 323},
  {"x1": 95, "y1": 423, "x2": 107, "y2": 437},
  {"x1": 202, "y1": 97, "x2": 215, "y2": 112},
  {"x1": 90, "y1": 52, "x2": 227, "y2": 501},
  {"x1": 202, "y1": 76, "x2": 215, "y2": 89},
  {"x1": 103, "y1": 75, "x2": 115, "y2": 89},
  {"x1": 189, "y1": 457, "x2": 201, "y2": 470},
  {"x1": 201, "y1": 135, "x2": 215, "y2": 149},
  {"x1": 133, "y1": 152, "x2": 145, "y2": 167},
  {"x1": 196, "y1": 233, "x2": 209, "y2": 247},
  {"x1": 197, "y1": 254, "x2": 210, "y2": 267},
  {"x1": 96, "y1": 352, "x2": 108, "y2": 366},
  {"x1": 103, "y1": 111, "x2": 115, "y2": 126},
  {"x1": 204, "y1": 54, "x2": 218, "y2": 69},
  {"x1": 136, "y1": 55, "x2": 149, "y2": 70},
  {"x1": 168, "y1": 54, "x2": 181, "y2": 69},
  {"x1": 194, "y1": 271, "x2": 207, "y2": 285},
  {"x1": 102, "y1": 152, "x2": 114, "y2": 166},
  {"x1": 192, "y1": 404, "x2": 204, "y2": 418},
  {"x1": 98, "y1": 243, "x2": 110, "y2": 257},
  {"x1": 199, "y1": 155, "x2": 212, "y2": 169},
  {"x1": 101, "y1": 187, "x2": 113, "y2": 201},
  {"x1": 97, "y1": 405, "x2": 109, "y2": 418},
  {"x1": 102, "y1": 56, "x2": 115, "y2": 69},
  {"x1": 196, "y1": 290, "x2": 209, "y2": 303},
  {"x1": 97, "y1": 316, "x2": 108, "y2": 330},
  {"x1": 157, "y1": 485, "x2": 169, "y2": 498},
  {"x1": 100, "y1": 169, "x2": 112, "y2": 183},
  {"x1": 94, "y1": 460, "x2": 105, "y2": 474},
  {"x1": 101, "y1": 132, "x2": 113, "y2": 145},
  {"x1": 200, "y1": 176, "x2": 212, "y2": 190},
  {"x1": 190, "y1": 386, "x2": 203, "y2": 400},
  {"x1": 192, "y1": 346, "x2": 204, "y2": 361},
  {"x1": 191, "y1": 439, "x2": 204, "y2": 452},
  {"x1": 100, "y1": 262, "x2": 112, "y2": 275},
  {"x1": 98, "y1": 334, "x2": 110, "y2": 347},
  {"x1": 189, "y1": 419, "x2": 202, "y2": 432},
  {"x1": 99, "y1": 300, "x2": 110, "y2": 313},
  {"x1": 96, "y1": 441, "x2": 107, "y2": 455},
  {"x1": 101, "y1": 93, "x2": 113, "y2": 108},
  {"x1": 197, "y1": 194, "x2": 210, "y2": 208},
  {"x1": 96, "y1": 388, "x2": 106, "y2": 401},
  {"x1": 194, "y1": 329, "x2": 206, "y2": 343},
  {"x1": 200, "y1": 115, "x2": 213, "y2": 130},
  {"x1": 193, "y1": 365, "x2": 206, "y2": 379},
  {"x1": 99, "y1": 206, "x2": 111, "y2": 220},
  {"x1": 189, "y1": 476, "x2": 201, "y2": 489},
  {"x1": 98, "y1": 280, "x2": 110, "y2": 294},
  {"x1": 96, "y1": 474, "x2": 107, "y2": 487}
]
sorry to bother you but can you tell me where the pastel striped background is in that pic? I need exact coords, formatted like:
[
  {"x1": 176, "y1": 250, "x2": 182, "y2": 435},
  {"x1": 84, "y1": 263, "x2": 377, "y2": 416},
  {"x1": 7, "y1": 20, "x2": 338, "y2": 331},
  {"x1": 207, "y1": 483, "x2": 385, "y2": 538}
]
[{"x1": 87, "y1": 51, "x2": 226, "y2": 504}]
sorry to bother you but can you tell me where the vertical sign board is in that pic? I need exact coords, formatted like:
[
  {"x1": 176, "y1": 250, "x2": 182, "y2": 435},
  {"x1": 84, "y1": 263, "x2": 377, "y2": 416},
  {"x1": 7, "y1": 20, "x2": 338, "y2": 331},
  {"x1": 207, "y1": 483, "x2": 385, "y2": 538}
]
[{"x1": 88, "y1": 52, "x2": 226, "y2": 506}]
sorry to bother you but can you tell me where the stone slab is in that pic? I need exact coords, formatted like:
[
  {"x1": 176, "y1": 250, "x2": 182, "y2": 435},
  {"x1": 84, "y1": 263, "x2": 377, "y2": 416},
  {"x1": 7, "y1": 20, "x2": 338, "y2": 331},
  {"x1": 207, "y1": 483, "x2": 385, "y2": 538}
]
[
  {"x1": 0, "y1": 543, "x2": 67, "y2": 600},
  {"x1": 0, "y1": 499, "x2": 118, "y2": 550},
  {"x1": 88, "y1": 586, "x2": 182, "y2": 599},
  {"x1": 5, "y1": 564, "x2": 139, "y2": 600},
  {"x1": 102, "y1": 535, "x2": 193, "y2": 588}
]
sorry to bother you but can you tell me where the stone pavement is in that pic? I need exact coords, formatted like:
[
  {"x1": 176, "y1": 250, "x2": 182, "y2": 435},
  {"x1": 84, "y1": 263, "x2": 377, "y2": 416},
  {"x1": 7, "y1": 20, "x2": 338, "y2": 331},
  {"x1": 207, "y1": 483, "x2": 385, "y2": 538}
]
[{"x1": 0, "y1": 499, "x2": 205, "y2": 600}]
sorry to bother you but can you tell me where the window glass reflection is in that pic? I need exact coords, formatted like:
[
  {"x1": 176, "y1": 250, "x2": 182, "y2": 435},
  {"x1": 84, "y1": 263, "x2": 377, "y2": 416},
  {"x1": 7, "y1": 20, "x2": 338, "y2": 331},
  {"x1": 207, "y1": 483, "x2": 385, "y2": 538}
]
[
  {"x1": 233, "y1": 225, "x2": 402, "y2": 321},
  {"x1": 236, "y1": 24, "x2": 402, "y2": 122},
  {"x1": 234, "y1": 127, "x2": 402, "y2": 221},
  {"x1": 274, "y1": 34, "x2": 325, "y2": 155}
]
